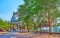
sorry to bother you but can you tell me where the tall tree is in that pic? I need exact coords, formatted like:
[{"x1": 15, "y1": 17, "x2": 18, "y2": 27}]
[
  {"x1": 0, "y1": 18, "x2": 9, "y2": 31},
  {"x1": 16, "y1": 0, "x2": 60, "y2": 34}
]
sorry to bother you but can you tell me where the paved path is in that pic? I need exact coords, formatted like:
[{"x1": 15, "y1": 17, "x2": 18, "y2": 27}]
[
  {"x1": 0, "y1": 32, "x2": 60, "y2": 38},
  {"x1": 0, "y1": 32, "x2": 18, "y2": 38}
]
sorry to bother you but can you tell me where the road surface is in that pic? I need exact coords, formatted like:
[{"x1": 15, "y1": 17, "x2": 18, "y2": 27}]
[{"x1": 0, "y1": 32, "x2": 17, "y2": 38}]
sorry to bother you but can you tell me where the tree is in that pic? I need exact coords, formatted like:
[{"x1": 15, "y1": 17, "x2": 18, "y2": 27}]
[
  {"x1": 39, "y1": 0, "x2": 60, "y2": 34},
  {"x1": 0, "y1": 18, "x2": 9, "y2": 31},
  {"x1": 16, "y1": 0, "x2": 60, "y2": 34}
]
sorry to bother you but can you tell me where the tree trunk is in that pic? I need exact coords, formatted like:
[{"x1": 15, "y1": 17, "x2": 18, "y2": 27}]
[
  {"x1": 40, "y1": 25, "x2": 42, "y2": 34},
  {"x1": 27, "y1": 26, "x2": 29, "y2": 32},
  {"x1": 48, "y1": 16, "x2": 52, "y2": 35}
]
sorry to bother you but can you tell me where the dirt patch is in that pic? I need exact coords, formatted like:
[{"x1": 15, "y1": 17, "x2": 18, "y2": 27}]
[{"x1": 14, "y1": 33, "x2": 60, "y2": 38}]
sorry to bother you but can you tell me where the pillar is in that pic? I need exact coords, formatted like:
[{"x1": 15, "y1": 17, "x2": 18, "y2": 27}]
[
  {"x1": 9, "y1": 23, "x2": 11, "y2": 32},
  {"x1": 17, "y1": 24, "x2": 20, "y2": 32}
]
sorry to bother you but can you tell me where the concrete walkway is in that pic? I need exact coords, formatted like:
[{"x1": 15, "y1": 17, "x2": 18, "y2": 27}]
[
  {"x1": 0, "y1": 32, "x2": 18, "y2": 38},
  {"x1": 0, "y1": 32, "x2": 60, "y2": 38}
]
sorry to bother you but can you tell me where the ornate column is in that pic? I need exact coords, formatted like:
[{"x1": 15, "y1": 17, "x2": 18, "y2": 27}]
[
  {"x1": 9, "y1": 23, "x2": 12, "y2": 32},
  {"x1": 17, "y1": 24, "x2": 21, "y2": 32},
  {"x1": 13, "y1": 24, "x2": 14, "y2": 32},
  {"x1": 8, "y1": 23, "x2": 10, "y2": 32}
]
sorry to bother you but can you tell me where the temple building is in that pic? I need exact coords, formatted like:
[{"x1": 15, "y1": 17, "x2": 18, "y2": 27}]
[
  {"x1": 11, "y1": 12, "x2": 18, "y2": 22},
  {"x1": 9, "y1": 12, "x2": 20, "y2": 32}
]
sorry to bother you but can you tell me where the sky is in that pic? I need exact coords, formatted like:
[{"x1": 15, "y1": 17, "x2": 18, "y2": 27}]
[{"x1": 0, "y1": 0, "x2": 24, "y2": 21}]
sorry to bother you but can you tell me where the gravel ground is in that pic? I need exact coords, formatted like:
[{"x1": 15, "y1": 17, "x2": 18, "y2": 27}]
[{"x1": 14, "y1": 33, "x2": 60, "y2": 38}]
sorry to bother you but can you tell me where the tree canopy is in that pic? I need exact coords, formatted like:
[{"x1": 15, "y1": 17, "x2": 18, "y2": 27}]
[
  {"x1": 16, "y1": 0, "x2": 60, "y2": 33},
  {"x1": 0, "y1": 18, "x2": 9, "y2": 30}
]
